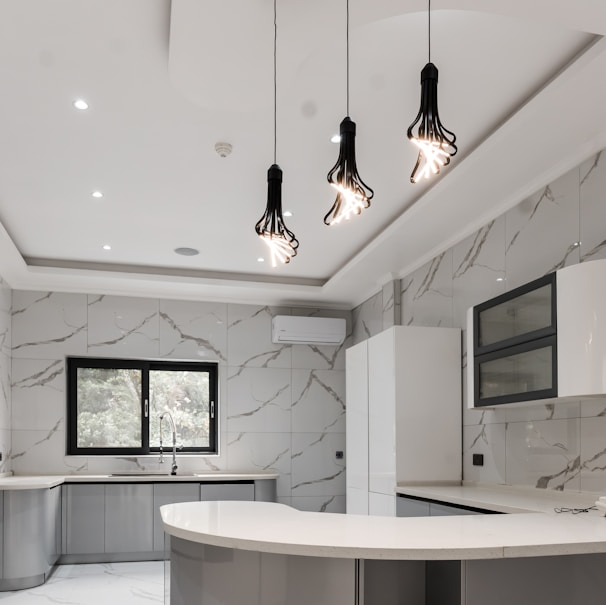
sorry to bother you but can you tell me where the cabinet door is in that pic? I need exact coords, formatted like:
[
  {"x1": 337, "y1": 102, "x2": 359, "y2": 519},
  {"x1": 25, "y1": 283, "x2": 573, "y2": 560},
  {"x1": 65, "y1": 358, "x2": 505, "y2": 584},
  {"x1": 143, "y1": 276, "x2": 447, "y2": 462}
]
[
  {"x1": 368, "y1": 330, "x2": 396, "y2": 495},
  {"x1": 345, "y1": 342, "x2": 369, "y2": 492},
  {"x1": 346, "y1": 487, "x2": 368, "y2": 515},
  {"x1": 368, "y1": 492, "x2": 395, "y2": 517},
  {"x1": 200, "y1": 482, "x2": 254, "y2": 501},
  {"x1": 105, "y1": 484, "x2": 153, "y2": 553},
  {"x1": 396, "y1": 496, "x2": 430, "y2": 518},
  {"x1": 65, "y1": 484, "x2": 105, "y2": 555},
  {"x1": 429, "y1": 503, "x2": 481, "y2": 517},
  {"x1": 153, "y1": 483, "x2": 199, "y2": 552},
  {"x1": 45, "y1": 485, "x2": 61, "y2": 566}
]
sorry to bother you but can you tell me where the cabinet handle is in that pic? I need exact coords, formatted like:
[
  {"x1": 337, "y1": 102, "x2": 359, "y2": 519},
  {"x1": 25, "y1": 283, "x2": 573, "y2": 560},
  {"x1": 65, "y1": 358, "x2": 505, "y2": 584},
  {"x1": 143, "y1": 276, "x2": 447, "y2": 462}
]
[
  {"x1": 144, "y1": 399, "x2": 149, "y2": 418},
  {"x1": 210, "y1": 401, "x2": 215, "y2": 419}
]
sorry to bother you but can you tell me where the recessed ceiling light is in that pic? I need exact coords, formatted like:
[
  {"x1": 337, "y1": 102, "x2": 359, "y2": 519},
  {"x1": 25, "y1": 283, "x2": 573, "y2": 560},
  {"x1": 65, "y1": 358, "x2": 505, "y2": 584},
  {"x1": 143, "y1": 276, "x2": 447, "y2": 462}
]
[
  {"x1": 330, "y1": 134, "x2": 341, "y2": 143},
  {"x1": 283, "y1": 210, "x2": 293, "y2": 217},
  {"x1": 91, "y1": 191, "x2": 103, "y2": 199},
  {"x1": 496, "y1": 277, "x2": 505, "y2": 282},
  {"x1": 73, "y1": 99, "x2": 89, "y2": 110},
  {"x1": 257, "y1": 257, "x2": 265, "y2": 262},
  {"x1": 174, "y1": 247, "x2": 199, "y2": 256},
  {"x1": 572, "y1": 241, "x2": 581, "y2": 247},
  {"x1": 102, "y1": 244, "x2": 111, "y2": 251}
]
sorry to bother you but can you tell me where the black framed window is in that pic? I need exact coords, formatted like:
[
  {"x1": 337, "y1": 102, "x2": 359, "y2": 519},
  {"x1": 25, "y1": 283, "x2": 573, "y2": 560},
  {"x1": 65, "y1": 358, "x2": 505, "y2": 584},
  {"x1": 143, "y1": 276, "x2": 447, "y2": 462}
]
[{"x1": 67, "y1": 357, "x2": 218, "y2": 456}]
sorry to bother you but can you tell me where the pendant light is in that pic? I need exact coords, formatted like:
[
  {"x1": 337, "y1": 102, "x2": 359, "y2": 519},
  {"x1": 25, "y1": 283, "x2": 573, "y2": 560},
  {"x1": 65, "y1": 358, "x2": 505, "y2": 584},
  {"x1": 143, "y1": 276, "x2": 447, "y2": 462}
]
[
  {"x1": 407, "y1": 0, "x2": 457, "y2": 183},
  {"x1": 325, "y1": 0, "x2": 374, "y2": 226},
  {"x1": 255, "y1": 0, "x2": 299, "y2": 266}
]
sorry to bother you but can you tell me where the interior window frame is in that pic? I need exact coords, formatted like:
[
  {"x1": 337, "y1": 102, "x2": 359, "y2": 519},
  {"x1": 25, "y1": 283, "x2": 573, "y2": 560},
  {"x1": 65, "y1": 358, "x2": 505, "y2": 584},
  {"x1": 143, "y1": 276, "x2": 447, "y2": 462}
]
[{"x1": 66, "y1": 356, "x2": 218, "y2": 456}]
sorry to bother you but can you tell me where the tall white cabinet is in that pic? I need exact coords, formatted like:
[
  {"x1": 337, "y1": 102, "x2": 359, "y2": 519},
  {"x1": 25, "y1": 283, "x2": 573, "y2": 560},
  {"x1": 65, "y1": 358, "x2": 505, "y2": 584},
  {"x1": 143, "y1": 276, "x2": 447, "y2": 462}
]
[{"x1": 346, "y1": 326, "x2": 462, "y2": 516}]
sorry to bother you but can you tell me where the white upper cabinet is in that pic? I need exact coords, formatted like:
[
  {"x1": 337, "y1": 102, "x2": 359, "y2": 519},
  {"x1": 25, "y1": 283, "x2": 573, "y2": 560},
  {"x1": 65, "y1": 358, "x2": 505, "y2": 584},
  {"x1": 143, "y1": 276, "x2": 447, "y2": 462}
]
[{"x1": 467, "y1": 258, "x2": 606, "y2": 408}]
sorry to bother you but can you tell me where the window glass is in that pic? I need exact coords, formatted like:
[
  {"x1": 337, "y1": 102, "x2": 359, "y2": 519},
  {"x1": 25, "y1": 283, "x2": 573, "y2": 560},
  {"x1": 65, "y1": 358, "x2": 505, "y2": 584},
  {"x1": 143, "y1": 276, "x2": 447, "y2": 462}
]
[
  {"x1": 149, "y1": 369, "x2": 211, "y2": 448},
  {"x1": 76, "y1": 367, "x2": 142, "y2": 448}
]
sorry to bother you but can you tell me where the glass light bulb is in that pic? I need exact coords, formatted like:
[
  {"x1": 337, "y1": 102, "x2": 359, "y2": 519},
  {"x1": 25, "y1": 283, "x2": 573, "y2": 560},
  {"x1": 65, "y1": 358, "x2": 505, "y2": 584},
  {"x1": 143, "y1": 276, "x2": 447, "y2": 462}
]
[{"x1": 410, "y1": 138, "x2": 452, "y2": 183}]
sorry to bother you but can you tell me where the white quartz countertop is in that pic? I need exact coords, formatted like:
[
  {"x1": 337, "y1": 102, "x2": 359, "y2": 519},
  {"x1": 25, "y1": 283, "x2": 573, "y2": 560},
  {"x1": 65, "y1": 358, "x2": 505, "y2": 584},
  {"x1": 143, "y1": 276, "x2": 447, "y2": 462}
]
[
  {"x1": 396, "y1": 483, "x2": 602, "y2": 514},
  {"x1": 0, "y1": 472, "x2": 278, "y2": 490},
  {"x1": 161, "y1": 500, "x2": 606, "y2": 561}
]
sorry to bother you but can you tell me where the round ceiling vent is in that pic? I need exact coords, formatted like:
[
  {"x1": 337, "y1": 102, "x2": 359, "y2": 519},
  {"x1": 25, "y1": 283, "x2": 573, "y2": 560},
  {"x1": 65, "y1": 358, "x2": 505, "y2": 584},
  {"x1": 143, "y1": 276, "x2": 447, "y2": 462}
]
[{"x1": 174, "y1": 247, "x2": 199, "y2": 256}]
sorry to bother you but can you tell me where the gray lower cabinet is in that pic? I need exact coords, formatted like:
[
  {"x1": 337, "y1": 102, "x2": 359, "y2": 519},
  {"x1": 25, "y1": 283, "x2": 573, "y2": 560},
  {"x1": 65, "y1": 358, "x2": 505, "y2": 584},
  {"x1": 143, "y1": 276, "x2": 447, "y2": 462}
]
[
  {"x1": 1, "y1": 487, "x2": 61, "y2": 591},
  {"x1": 64, "y1": 484, "x2": 105, "y2": 555},
  {"x1": 153, "y1": 483, "x2": 199, "y2": 552},
  {"x1": 105, "y1": 484, "x2": 154, "y2": 553},
  {"x1": 396, "y1": 496, "x2": 483, "y2": 517},
  {"x1": 396, "y1": 496, "x2": 430, "y2": 517},
  {"x1": 200, "y1": 481, "x2": 255, "y2": 501}
]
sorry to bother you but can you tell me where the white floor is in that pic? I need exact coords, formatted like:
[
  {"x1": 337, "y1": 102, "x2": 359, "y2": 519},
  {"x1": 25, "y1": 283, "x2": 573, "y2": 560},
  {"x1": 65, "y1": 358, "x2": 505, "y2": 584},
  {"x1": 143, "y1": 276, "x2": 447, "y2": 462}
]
[{"x1": 0, "y1": 561, "x2": 165, "y2": 603}]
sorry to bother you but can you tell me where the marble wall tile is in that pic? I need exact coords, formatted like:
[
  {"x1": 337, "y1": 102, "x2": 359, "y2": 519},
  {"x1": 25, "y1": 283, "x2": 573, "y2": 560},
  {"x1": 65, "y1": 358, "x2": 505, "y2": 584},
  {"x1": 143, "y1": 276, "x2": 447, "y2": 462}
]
[
  {"x1": 505, "y1": 401, "x2": 580, "y2": 423},
  {"x1": 462, "y1": 406, "x2": 507, "y2": 427},
  {"x1": 291, "y1": 495, "x2": 346, "y2": 513},
  {"x1": 401, "y1": 251, "x2": 453, "y2": 327},
  {"x1": 580, "y1": 398, "x2": 606, "y2": 418},
  {"x1": 579, "y1": 152, "x2": 606, "y2": 263},
  {"x1": 452, "y1": 217, "x2": 506, "y2": 330},
  {"x1": 226, "y1": 367, "x2": 291, "y2": 433},
  {"x1": 0, "y1": 352, "x2": 10, "y2": 431},
  {"x1": 87, "y1": 295, "x2": 160, "y2": 358},
  {"x1": 463, "y1": 423, "x2": 506, "y2": 484},
  {"x1": 351, "y1": 292, "x2": 382, "y2": 345},
  {"x1": 0, "y1": 428, "x2": 10, "y2": 473},
  {"x1": 159, "y1": 299, "x2": 227, "y2": 363},
  {"x1": 505, "y1": 168, "x2": 580, "y2": 290},
  {"x1": 0, "y1": 276, "x2": 10, "y2": 358},
  {"x1": 291, "y1": 370, "x2": 345, "y2": 434},
  {"x1": 291, "y1": 432, "x2": 345, "y2": 497},
  {"x1": 11, "y1": 358, "x2": 65, "y2": 431},
  {"x1": 579, "y1": 416, "x2": 606, "y2": 493},
  {"x1": 226, "y1": 431, "x2": 291, "y2": 497},
  {"x1": 227, "y1": 304, "x2": 291, "y2": 368},
  {"x1": 12, "y1": 291, "x2": 87, "y2": 359},
  {"x1": 11, "y1": 428, "x2": 88, "y2": 474},
  {"x1": 505, "y1": 419, "x2": 581, "y2": 490},
  {"x1": 381, "y1": 280, "x2": 401, "y2": 330}
]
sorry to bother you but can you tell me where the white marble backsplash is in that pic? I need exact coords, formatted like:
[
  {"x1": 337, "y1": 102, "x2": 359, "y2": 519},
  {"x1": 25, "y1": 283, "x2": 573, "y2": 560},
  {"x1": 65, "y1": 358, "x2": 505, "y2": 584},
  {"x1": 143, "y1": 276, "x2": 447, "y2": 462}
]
[
  {"x1": 0, "y1": 275, "x2": 11, "y2": 472},
  {"x1": 353, "y1": 148, "x2": 606, "y2": 495},
  {"x1": 9, "y1": 293, "x2": 350, "y2": 511}
]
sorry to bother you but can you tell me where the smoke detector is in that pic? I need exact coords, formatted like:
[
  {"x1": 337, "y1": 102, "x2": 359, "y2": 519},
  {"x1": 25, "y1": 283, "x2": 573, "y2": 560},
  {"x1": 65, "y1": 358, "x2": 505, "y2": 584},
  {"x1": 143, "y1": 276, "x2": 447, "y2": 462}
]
[{"x1": 215, "y1": 142, "x2": 233, "y2": 158}]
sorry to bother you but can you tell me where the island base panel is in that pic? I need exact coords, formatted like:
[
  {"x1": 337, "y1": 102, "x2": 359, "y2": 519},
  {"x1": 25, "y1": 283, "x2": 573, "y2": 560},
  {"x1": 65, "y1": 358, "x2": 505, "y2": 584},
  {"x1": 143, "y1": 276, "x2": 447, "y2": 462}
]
[
  {"x1": 169, "y1": 538, "x2": 427, "y2": 605},
  {"x1": 464, "y1": 554, "x2": 606, "y2": 605}
]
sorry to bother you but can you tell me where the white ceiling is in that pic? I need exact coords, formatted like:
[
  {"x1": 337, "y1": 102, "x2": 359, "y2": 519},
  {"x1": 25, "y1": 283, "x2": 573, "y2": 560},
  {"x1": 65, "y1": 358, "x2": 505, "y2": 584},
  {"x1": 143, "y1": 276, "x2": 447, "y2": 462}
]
[{"x1": 0, "y1": 0, "x2": 604, "y2": 308}]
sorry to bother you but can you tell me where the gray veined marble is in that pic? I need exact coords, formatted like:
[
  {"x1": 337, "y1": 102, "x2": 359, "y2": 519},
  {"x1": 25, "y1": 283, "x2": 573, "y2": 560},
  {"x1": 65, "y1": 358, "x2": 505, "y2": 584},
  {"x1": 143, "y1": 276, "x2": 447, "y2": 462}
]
[
  {"x1": 87, "y1": 295, "x2": 159, "y2": 357},
  {"x1": 291, "y1": 432, "x2": 345, "y2": 499},
  {"x1": 401, "y1": 251, "x2": 454, "y2": 327},
  {"x1": 291, "y1": 370, "x2": 345, "y2": 433},
  {"x1": 12, "y1": 291, "x2": 87, "y2": 359},
  {"x1": 227, "y1": 304, "x2": 291, "y2": 369},
  {"x1": 352, "y1": 292, "x2": 382, "y2": 345}
]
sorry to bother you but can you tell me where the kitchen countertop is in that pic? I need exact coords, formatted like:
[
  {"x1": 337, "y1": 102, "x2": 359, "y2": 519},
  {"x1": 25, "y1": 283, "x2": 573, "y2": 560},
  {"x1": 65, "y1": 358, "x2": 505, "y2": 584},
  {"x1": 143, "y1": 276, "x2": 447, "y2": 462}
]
[
  {"x1": 0, "y1": 471, "x2": 278, "y2": 490},
  {"x1": 396, "y1": 483, "x2": 602, "y2": 514},
  {"x1": 161, "y1": 500, "x2": 606, "y2": 560}
]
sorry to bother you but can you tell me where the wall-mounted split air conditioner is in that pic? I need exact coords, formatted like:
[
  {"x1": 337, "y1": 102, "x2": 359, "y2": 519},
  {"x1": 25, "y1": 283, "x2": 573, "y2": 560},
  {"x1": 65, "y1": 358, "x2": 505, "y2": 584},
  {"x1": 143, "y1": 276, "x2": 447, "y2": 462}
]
[{"x1": 271, "y1": 315, "x2": 346, "y2": 346}]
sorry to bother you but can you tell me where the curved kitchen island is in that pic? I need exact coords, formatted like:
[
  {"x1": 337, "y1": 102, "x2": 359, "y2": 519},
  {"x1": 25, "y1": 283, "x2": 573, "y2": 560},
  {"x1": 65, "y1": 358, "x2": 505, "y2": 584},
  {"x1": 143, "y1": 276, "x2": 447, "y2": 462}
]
[{"x1": 161, "y1": 500, "x2": 606, "y2": 605}]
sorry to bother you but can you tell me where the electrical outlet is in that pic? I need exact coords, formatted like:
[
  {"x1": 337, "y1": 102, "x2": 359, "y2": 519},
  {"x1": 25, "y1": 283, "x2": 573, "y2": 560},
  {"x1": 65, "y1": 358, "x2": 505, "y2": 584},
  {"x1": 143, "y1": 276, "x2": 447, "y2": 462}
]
[
  {"x1": 472, "y1": 453, "x2": 484, "y2": 466},
  {"x1": 335, "y1": 450, "x2": 344, "y2": 460}
]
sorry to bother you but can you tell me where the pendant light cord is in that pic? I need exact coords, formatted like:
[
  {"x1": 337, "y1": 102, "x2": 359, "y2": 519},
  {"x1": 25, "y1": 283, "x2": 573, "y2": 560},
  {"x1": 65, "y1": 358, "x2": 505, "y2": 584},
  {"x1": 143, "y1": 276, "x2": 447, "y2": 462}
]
[
  {"x1": 346, "y1": 0, "x2": 350, "y2": 116},
  {"x1": 273, "y1": 0, "x2": 277, "y2": 164},
  {"x1": 428, "y1": 0, "x2": 431, "y2": 63}
]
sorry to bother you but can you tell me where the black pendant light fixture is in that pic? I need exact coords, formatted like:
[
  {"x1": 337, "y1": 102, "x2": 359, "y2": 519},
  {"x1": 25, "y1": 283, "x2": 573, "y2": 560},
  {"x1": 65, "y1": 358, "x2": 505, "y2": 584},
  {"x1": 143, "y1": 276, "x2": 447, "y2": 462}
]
[
  {"x1": 255, "y1": 0, "x2": 299, "y2": 266},
  {"x1": 407, "y1": 0, "x2": 457, "y2": 183},
  {"x1": 325, "y1": 0, "x2": 373, "y2": 226}
]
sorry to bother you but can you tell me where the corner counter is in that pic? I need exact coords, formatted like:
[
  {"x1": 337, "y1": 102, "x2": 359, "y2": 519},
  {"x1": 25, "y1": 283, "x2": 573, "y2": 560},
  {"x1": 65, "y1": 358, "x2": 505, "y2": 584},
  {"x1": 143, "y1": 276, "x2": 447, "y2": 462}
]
[{"x1": 161, "y1": 500, "x2": 606, "y2": 605}]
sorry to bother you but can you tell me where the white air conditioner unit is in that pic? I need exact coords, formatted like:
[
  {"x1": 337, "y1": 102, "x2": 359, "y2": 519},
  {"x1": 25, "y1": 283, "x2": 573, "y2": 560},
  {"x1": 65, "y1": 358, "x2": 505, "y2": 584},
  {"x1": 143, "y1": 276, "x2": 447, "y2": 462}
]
[{"x1": 271, "y1": 316, "x2": 346, "y2": 345}]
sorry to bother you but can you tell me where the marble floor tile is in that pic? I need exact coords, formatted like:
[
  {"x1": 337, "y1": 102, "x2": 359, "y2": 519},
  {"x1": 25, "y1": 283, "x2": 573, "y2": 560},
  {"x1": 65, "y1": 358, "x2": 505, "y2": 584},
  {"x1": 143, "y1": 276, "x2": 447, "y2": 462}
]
[{"x1": 0, "y1": 561, "x2": 164, "y2": 603}]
